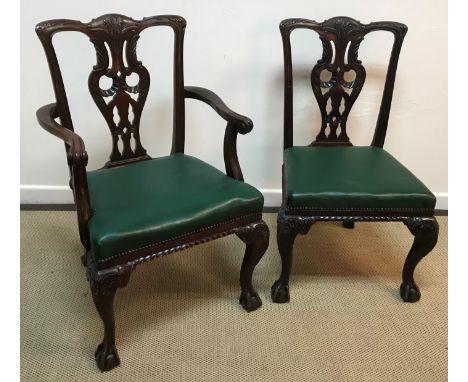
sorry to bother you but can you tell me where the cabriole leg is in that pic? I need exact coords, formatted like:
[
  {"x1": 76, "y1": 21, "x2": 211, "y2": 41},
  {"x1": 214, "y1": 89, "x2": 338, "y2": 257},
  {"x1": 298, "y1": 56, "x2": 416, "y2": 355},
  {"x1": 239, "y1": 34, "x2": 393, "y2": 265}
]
[
  {"x1": 235, "y1": 220, "x2": 269, "y2": 312},
  {"x1": 87, "y1": 262, "x2": 133, "y2": 371},
  {"x1": 400, "y1": 217, "x2": 439, "y2": 302},
  {"x1": 271, "y1": 212, "x2": 315, "y2": 303}
]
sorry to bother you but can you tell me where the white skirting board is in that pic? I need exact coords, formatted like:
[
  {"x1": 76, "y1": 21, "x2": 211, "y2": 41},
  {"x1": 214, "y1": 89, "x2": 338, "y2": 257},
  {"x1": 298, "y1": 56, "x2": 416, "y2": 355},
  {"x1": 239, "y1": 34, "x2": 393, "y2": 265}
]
[{"x1": 20, "y1": 185, "x2": 449, "y2": 210}]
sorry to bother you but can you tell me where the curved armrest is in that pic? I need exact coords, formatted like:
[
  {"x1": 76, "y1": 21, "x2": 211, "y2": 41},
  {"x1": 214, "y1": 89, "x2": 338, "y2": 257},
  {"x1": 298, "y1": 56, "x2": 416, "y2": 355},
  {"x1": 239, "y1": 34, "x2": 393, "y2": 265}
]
[
  {"x1": 36, "y1": 103, "x2": 91, "y2": 249},
  {"x1": 184, "y1": 86, "x2": 253, "y2": 134},
  {"x1": 184, "y1": 86, "x2": 253, "y2": 181},
  {"x1": 36, "y1": 103, "x2": 88, "y2": 166}
]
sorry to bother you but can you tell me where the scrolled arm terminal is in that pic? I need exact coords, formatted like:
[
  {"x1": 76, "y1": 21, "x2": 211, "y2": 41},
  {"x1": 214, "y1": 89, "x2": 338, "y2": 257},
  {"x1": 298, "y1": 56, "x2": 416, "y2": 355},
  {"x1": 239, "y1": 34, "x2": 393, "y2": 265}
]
[
  {"x1": 184, "y1": 86, "x2": 253, "y2": 181},
  {"x1": 36, "y1": 103, "x2": 88, "y2": 166},
  {"x1": 184, "y1": 86, "x2": 253, "y2": 134}
]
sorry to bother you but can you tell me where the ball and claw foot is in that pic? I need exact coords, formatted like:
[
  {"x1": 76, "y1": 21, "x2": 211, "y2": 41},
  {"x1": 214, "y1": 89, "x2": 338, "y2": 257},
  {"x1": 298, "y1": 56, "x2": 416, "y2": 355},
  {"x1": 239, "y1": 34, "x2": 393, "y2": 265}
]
[
  {"x1": 95, "y1": 341, "x2": 120, "y2": 372},
  {"x1": 239, "y1": 291, "x2": 262, "y2": 312},
  {"x1": 271, "y1": 279, "x2": 290, "y2": 303},
  {"x1": 400, "y1": 281, "x2": 421, "y2": 303}
]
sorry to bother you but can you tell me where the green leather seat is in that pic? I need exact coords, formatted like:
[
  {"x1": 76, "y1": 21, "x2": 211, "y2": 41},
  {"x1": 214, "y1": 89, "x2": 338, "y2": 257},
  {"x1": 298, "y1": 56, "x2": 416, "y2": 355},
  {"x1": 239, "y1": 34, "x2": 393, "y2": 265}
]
[
  {"x1": 284, "y1": 146, "x2": 436, "y2": 212},
  {"x1": 87, "y1": 154, "x2": 264, "y2": 262}
]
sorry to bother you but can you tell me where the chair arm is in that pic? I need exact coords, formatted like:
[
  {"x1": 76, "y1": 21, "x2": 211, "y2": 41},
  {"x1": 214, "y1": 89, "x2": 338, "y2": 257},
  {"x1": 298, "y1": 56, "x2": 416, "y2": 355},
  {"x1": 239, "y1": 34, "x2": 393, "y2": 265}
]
[
  {"x1": 184, "y1": 86, "x2": 253, "y2": 134},
  {"x1": 36, "y1": 103, "x2": 88, "y2": 166},
  {"x1": 36, "y1": 103, "x2": 91, "y2": 249},
  {"x1": 184, "y1": 86, "x2": 253, "y2": 181}
]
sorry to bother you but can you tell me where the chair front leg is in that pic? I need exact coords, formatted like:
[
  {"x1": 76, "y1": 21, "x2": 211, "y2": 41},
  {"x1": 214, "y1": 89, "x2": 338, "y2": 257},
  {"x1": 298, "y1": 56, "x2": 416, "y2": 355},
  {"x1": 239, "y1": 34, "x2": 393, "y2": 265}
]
[
  {"x1": 87, "y1": 262, "x2": 133, "y2": 371},
  {"x1": 271, "y1": 212, "x2": 315, "y2": 303},
  {"x1": 401, "y1": 217, "x2": 439, "y2": 302},
  {"x1": 235, "y1": 220, "x2": 269, "y2": 312}
]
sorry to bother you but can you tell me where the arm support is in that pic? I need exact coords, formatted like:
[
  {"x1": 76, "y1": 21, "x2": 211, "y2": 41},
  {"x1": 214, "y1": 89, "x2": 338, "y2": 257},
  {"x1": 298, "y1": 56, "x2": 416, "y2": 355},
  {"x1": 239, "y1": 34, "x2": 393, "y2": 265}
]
[
  {"x1": 36, "y1": 103, "x2": 91, "y2": 249},
  {"x1": 184, "y1": 86, "x2": 253, "y2": 181}
]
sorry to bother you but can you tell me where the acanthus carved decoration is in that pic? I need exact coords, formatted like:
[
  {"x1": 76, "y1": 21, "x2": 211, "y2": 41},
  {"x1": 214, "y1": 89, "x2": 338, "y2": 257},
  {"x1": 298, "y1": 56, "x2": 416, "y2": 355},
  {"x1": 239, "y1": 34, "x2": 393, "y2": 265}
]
[
  {"x1": 404, "y1": 217, "x2": 438, "y2": 236},
  {"x1": 277, "y1": 210, "x2": 316, "y2": 237},
  {"x1": 234, "y1": 221, "x2": 269, "y2": 246},
  {"x1": 86, "y1": 254, "x2": 133, "y2": 296}
]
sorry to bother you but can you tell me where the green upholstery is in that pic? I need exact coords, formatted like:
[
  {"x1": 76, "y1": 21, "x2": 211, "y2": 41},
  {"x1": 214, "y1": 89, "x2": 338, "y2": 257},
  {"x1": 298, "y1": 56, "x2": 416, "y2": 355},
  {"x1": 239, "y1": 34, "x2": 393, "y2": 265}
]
[
  {"x1": 87, "y1": 154, "x2": 263, "y2": 262},
  {"x1": 284, "y1": 146, "x2": 435, "y2": 211}
]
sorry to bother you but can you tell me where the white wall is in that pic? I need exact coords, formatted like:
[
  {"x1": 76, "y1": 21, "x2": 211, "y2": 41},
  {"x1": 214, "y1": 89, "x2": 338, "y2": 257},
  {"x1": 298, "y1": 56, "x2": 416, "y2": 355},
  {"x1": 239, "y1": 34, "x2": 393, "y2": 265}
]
[{"x1": 20, "y1": 0, "x2": 448, "y2": 208}]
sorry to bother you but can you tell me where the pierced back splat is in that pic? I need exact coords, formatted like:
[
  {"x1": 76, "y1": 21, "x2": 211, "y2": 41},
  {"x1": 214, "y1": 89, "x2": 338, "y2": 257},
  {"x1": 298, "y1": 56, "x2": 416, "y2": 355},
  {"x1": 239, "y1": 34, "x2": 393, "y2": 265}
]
[
  {"x1": 36, "y1": 14, "x2": 187, "y2": 168},
  {"x1": 311, "y1": 18, "x2": 367, "y2": 145},
  {"x1": 280, "y1": 16, "x2": 407, "y2": 149},
  {"x1": 87, "y1": 16, "x2": 150, "y2": 165}
]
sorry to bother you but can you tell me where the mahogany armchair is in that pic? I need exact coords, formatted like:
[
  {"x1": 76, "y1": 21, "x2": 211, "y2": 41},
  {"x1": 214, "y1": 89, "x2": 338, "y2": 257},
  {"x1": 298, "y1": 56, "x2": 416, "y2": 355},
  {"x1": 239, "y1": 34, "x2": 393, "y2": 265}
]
[
  {"x1": 271, "y1": 17, "x2": 439, "y2": 304},
  {"x1": 35, "y1": 14, "x2": 269, "y2": 371}
]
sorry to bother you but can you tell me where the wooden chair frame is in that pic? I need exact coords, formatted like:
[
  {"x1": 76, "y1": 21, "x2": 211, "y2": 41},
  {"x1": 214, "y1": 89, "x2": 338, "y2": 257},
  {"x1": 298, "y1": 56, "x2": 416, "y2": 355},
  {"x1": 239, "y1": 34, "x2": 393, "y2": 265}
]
[
  {"x1": 271, "y1": 17, "x2": 439, "y2": 305},
  {"x1": 36, "y1": 14, "x2": 269, "y2": 371}
]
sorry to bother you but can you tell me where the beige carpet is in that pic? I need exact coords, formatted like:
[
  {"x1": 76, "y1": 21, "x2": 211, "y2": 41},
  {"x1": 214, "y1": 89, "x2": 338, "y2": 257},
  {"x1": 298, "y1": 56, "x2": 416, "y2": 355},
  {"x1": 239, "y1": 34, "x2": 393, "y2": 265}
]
[{"x1": 20, "y1": 211, "x2": 447, "y2": 381}]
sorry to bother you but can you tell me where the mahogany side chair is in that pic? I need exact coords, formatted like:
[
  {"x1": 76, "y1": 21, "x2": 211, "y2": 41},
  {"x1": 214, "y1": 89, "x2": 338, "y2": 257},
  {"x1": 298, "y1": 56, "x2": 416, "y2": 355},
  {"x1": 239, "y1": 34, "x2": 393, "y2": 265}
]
[
  {"x1": 35, "y1": 14, "x2": 269, "y2": 371},
  {"x1": 271, "y1": 17, "x2": 439, "y2": 305}
]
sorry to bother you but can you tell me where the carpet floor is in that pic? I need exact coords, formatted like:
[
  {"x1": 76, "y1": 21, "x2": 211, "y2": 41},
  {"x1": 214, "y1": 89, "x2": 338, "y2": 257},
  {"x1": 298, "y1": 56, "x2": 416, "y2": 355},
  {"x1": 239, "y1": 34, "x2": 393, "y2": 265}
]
[{"x1": 20, "y1": 212, "x2": 447, "y2": 381}]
